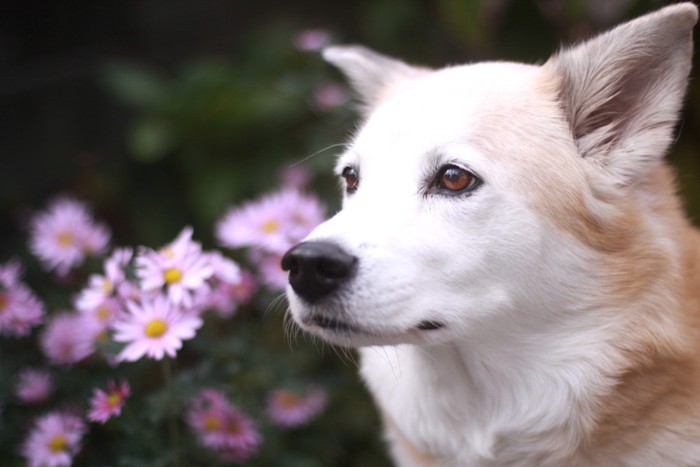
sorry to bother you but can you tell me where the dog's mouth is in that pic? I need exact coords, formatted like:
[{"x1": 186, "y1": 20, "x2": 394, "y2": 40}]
[
  {"x1": 304, "y1": 314, "x2": 445, "y2": 338},
  {"x1": 307, "y1": 314, "x2": 361, "y2": 334}
]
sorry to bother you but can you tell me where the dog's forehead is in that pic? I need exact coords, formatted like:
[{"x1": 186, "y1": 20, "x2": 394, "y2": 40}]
[{"x1": 352, "y1": 61, "x2": 551, "y2": 161}]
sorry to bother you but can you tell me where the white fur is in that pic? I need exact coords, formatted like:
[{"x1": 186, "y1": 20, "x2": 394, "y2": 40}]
[{"x1": 285, "y1": 4, "x2": 700, "y2": 465}]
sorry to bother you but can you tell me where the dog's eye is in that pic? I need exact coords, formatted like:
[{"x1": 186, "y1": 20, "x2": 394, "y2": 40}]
[
  {"x1": 435, "y1": 165, "x2": 480, "y2": 193},
  {"x1": 341, "y1": 166, "x2": 359, "y2": 193}
]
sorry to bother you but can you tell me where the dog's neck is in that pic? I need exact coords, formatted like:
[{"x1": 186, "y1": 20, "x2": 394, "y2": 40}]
[{"x1": 361, "y1": 311, "x2": 621, "y2": 464}]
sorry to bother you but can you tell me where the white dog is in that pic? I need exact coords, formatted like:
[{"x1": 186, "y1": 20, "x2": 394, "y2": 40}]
[{"x1": 282, "y1": 4, "x2": 700, "y2": 465}]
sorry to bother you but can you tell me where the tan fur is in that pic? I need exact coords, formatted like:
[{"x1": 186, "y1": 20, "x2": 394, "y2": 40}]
[
  {"x1": 466, "y1": 62, "x2": 700, "y2": 459},
  {"x1": 381, "y1": 410, "x2": 441, "y2": 467}
]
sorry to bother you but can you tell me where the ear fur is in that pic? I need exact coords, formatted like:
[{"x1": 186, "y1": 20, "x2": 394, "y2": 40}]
[
  {"x1": 322, "y1": 45, "x2": 429, "y2": 115},
  {"x1": 546, "y1": 3, "x2": 697, "y2": 186}
]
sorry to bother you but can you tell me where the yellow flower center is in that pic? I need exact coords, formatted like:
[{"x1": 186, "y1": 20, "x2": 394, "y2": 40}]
[
  {"x1": 163, "y1": 267, "x2": 183, "y2": 284},
  {"x1": 278, "y1": 391, "x2": 302, "y2": 409},
  {"x1": 203, "y1": 414, "x2": 221, "y2": 431},
  {"x1": 262, "y1": 219, "x2": 279, "y2": 233},
  {"x1": 57, "y1": 232, "x2": 74, "y2": 247},
  {"x1": 96, "y1": 306, "x2": 111, "y2": 321},
  {"x1": 107, "y1": 392, "x2": 122, "y2": 407},
  {"x1": 227, "y1": 419, "x2": 243, "y2": 435},
  {"x1": 48, "y1": 434, "x2": 68, "y2": 453},
  {"x1": 0, "y1": 293, "x2": 7, "y2": 313},
  {"x1": 145, "y1": 318, "x2": 168, "y2": 338},
  {"x1": 102, "y1": 279, "x2": 112, "y2": 294}
]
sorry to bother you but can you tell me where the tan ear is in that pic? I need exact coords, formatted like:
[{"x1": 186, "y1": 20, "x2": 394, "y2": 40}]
[
  {"x1": 322, "y1": 45, "x2": 429, "y2": 115},
  {"x1": 546, "y1": 3, "x2": 697, "y2": 186}
]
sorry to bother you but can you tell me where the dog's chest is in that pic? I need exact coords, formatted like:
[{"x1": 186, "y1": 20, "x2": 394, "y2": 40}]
[
  {"x1": 360, "y1": 346, "x2": 477, "y2": 462},
  {"x1": 359, "y1": 345, "x2": 589, "y2": 466}
]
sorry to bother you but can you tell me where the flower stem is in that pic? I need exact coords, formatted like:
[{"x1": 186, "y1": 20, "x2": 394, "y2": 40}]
[{"x1": 161, "y1": 358, "x2": 181, "y2": 467}]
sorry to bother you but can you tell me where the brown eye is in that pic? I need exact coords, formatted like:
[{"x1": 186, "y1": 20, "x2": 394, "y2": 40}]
[
  {"x1": 436, "y1": 165, "x2": 479, "y2": 193},
  {"x1": 341, "y1": 166, "x2": 359, "y2": 193}
]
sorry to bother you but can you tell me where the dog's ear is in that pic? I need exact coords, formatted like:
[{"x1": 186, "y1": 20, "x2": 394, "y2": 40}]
[
  {"x1": 322, "y1": 45, "x2": 429, "y2": 115},
  {"x1": 547, "y1": 3, "x2": 697, "y2": 187}
]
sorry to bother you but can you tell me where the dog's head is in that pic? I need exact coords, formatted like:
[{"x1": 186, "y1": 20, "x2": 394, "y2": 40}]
[{"x1": 283, "y1": 4, "x2": 697, "y2": 347}]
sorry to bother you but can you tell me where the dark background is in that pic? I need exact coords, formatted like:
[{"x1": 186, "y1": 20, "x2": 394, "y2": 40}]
[{"x1": 3, "y1": 0, "x2": 698, "y2": 255}]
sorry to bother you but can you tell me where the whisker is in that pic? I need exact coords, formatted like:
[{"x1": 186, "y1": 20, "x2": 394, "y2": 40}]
[
  {"x1": 264, "y1": 293, "x2": 287, "y2": 318},
  {"x1": 290, "y1": 142, "x2": 348, "y2": 167}
]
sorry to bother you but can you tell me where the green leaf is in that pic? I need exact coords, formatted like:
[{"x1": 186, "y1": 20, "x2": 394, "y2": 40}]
[
  {"x1": 102, "y1": 63, "x2": 166, "y2": 107},
  {"x1": 128, "y1": 118, "x2": 177, "y2": 163}
]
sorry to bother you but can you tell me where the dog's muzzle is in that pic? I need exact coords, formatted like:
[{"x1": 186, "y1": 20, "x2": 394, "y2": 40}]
[{"x1": 281, "y1": 241, "x2": 357, "y2": 303}]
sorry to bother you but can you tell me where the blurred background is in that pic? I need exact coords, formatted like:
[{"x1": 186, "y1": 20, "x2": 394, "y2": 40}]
[
  {"x1": 3, "y1": 0, "x2": 699, "y2": 254},
  {"x1": 1, "y1": 0, "x2": 699, "y2": 465}
]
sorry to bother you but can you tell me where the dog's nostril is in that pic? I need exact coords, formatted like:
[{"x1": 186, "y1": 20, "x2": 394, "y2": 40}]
[
  {"x1": 280, "y1": 251, "x2": 299, "y2": 274},
  {"x1": 281, "y1": 241, "x2": 357, "y2": 303}
]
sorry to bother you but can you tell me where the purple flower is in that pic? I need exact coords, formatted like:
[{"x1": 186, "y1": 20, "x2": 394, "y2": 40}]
[
  {"x1": 253, "y1": 251, "x2": 289, "y2": 291},
  {"x1": 205, "y1": 269, "x2": 257, "y2": 318},
  {"x1": 29, "y1": 197, "x2": 110, "y2": 276},
  {"x1": 281, "y1": 165, "x2": 312, "y2": 190},
  {"x1": 135, "y1": 227, "x2": 214, "y2": 308},
  {"x1": 216, "y1": 189, "x2": 325, "y2": 255},
  {"x1": 312, "y1": 82, "x2": 350, "y2": 112},
  {"x1": 0, "y1": 259, "x2": 22, "y2": 286},
  {"x1": 293, "y1": 28, "x2": 331, "y2": 51},
  {"x1": 266, "y1": 385, "x2": 327, "y2": 427},
  {"x1": 112, "y1": 294, "x2": 202, "y2": 362},
  {"x1": 15, "y1": 368, "x2": 54, "y2": 405},
  {"x1": 78, "y1": 297, "x2": 123, "y2": 338},
  {"x1": 40, "y1": 313, "x2": 96, "y2": 366},
  {"x1": 88, "y1": 380, "x2": 130, "y2": 424},
  {"x1": 21, "y1": 411, "x2": 87, "y2": 467},
  {"x1": 0, "y1": 260, "x2": 45, "y2": 337},
  {"x1": 186, "y1": 389, "x2": 261, "y2": 463},
  {"x1": 75, "y1": 247, "x2": 133, "y2": 313}
]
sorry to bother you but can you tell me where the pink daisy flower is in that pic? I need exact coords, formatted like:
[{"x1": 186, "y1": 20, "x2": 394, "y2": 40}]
[
  {"x1": 75, "y1": 248, "x2": 133, "y2": 313},
  {"x1": 206, "y1": 251, "x2": 241, "y2": 284},
  {"x1": 0, "y1": 260, "x2": 45, "y2": 337},
  {"x1": 116, "y1": 279, "x2": 145, "y2": 304},
  {"x1": 15, "y1": 368, "x2": 54, "y2": 405},
  {"x1": 293, "y1": 28, "x2": 331, "y2": 51},
  {"x1": 193, "y1": 252, "x2": 248, "y2": 317},
  {"x1": 280, "y1": 165, "x2": 311, "y2": 190},
  {"x1": 216, "y1": 189, "x2": 325, "y2": 255},
  {"x1": 205, "y1": 269, "x2": 257, "y2": 318},
  {"x1": 312, "y1": 82, "x2": 350, "y2": 112},
  {"x1": 78, "y1": 297, "x2": 123, "y2": 339},
  {"x1": 88, "y1": 380, "x2": 130, "y2": 424},
  {"x1": 113, "y1": 294, "x2": 202, "y2": 361},
  {"x1": 186, "y1": 389, "x2": 261, "y2": 462},
  {"x1": 266, "y1": 385, "x2": 327, "y2": 427},
  {"x1": 253, "y1": 251, "x2": 289, "y2": 291},
  {"x1": 0, "y1": 283, "x2": 45, "y2": 338},
  {"x1": 0, "y1": 259, "x2": 22, "y2": 285},
  {"x1": 21, "y1": 411, "x2": 87, "y2": 467},
  {"x1": 135, "y1": 227, "x2": 214, "y2": 307},
  {"x1": 29, "y1": 197, "x2": 110, "y2": 276},
  {"x1": 40, "y1": 313, "x2": 96, "y2": 366}
]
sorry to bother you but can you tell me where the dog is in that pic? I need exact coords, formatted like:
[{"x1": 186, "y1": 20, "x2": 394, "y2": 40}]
[{"x1": 282, "y1": 3, "x2": 700, "y2": 465}]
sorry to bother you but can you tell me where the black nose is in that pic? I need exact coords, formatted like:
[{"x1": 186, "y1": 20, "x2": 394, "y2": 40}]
[{"x1": 281, "y1": 241, "x2": 357, "y2": 303}]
